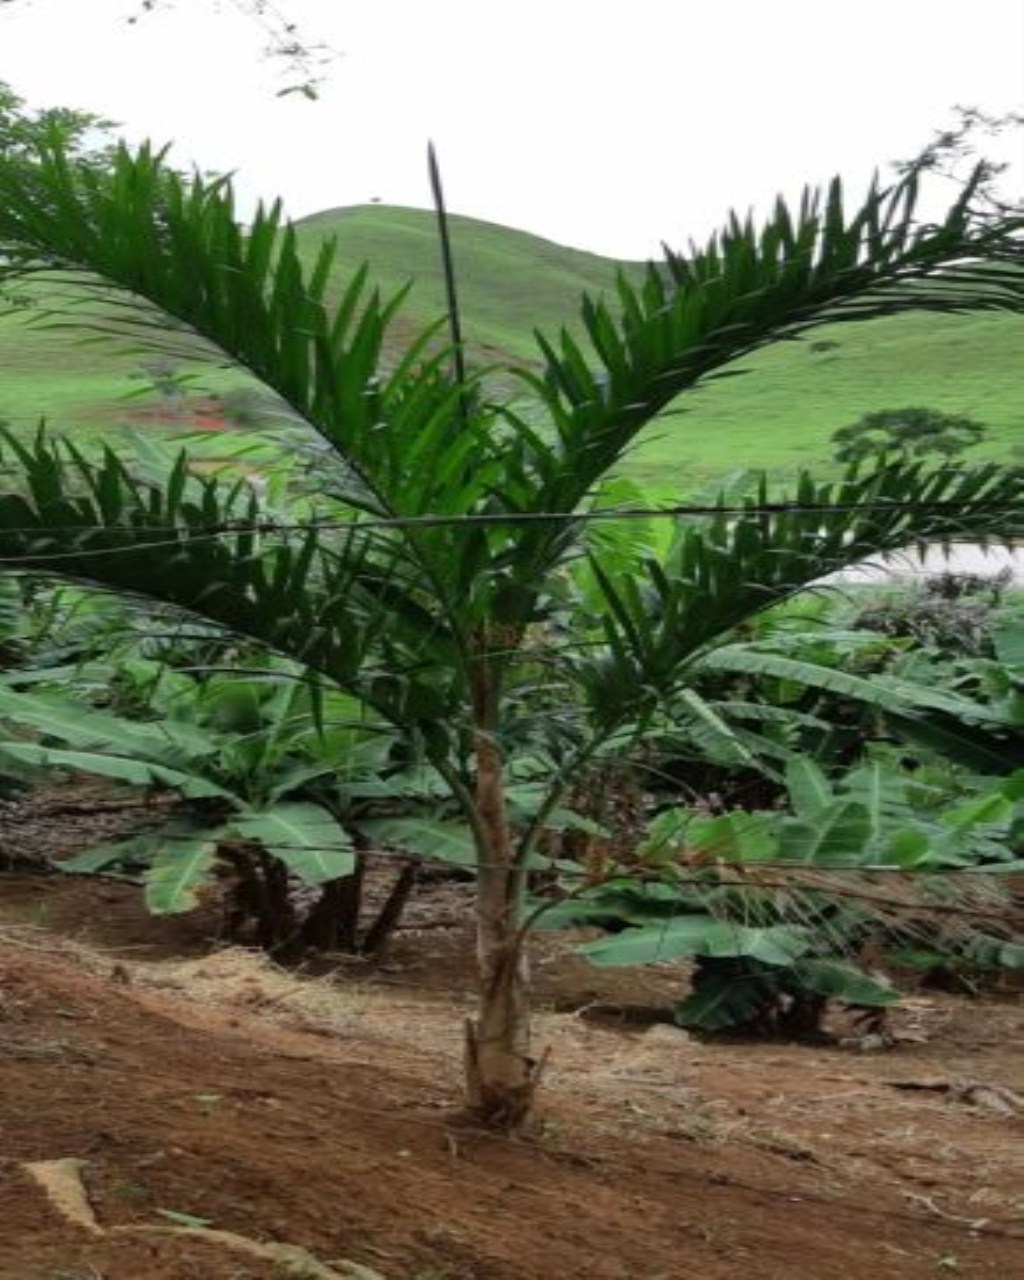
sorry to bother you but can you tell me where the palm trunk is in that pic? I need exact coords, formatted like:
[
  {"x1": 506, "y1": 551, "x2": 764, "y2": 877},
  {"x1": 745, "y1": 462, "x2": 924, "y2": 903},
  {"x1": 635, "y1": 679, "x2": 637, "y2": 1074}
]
[{"x1": 463, "y1": 656, "x2": 541, "y2": 1130}]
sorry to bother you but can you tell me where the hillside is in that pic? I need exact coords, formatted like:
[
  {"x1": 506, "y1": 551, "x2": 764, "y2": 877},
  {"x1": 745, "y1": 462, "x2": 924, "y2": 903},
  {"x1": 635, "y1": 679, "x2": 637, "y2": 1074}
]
[
  {"x1": 294, "y1": 204, "x2": 636, "y2": 362},
  {"x1": 0, "y1": 203, "x2": 1021, "y2": 487},
  {"x1": 0, "y1": 205, "x2": 634, "y2": 439},
  {"x1": 625, "y1": 308, "x2": 1024, "y2": 487}
]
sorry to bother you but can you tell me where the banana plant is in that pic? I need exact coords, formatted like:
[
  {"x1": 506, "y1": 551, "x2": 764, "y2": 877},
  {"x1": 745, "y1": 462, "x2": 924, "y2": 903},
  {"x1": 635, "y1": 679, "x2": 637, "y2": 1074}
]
[
  {"x1": 0, "y1": 648, "x2": 561, "y2": 952},
  {"x1": 698, "y1": 615, "x2": 1024, "y2": 775},
  {"x1": 535, "y1": 871, "x2": 903, "y2": 1037},
  {"x1": 0, "y1": 664, "x2": 375, "y2": 944},
  {"x1": 0, "y1": 135, "x2": 1021, "y2": 1126},
  {"x1": 540, "y1": 756, "x2": 1024, "y2": 1035}
]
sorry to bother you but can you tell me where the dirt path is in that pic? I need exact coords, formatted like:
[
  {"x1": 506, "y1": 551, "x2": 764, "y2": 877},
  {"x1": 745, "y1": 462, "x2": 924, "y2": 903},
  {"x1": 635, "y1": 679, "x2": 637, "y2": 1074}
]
[{"x1": 0, "y1": 867, "x2": 1022, "y2": 1279}]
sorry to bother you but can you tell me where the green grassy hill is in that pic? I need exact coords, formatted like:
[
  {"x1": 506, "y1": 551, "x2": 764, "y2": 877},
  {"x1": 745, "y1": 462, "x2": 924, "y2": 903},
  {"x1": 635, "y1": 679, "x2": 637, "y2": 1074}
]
[
  {"x1": 625, "y1": 309, "x2": 1024, "y2": 490},
  {"x1": 294, "y1": 204, "x2": 633, "y2": 362},
  {"x1": 0, "y1": 205, "x2": 632, "y2": 436},
  {"x1": 0, "y1": 202, "x2": 1020, "y2": 493}
]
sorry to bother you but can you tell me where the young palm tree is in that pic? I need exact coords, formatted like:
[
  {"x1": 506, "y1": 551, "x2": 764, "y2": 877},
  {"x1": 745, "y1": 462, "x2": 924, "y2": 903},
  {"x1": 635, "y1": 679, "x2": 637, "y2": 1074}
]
[{"x1": 0, "y1": 136, "x2": 1021, "y2": 1127}]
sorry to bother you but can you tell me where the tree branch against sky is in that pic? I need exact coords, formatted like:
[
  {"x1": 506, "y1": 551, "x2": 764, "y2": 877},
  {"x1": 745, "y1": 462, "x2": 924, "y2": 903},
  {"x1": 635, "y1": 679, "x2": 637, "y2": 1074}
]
[
  {"x1": 0, "y1": 0, "x2": 335, "y2": 96},
  {"x1": 896, "y1": 107, "x2": 1024, "y2": 218},
  {"x1": 131, "y1": 0, "x2": 336, "y2": 96}
]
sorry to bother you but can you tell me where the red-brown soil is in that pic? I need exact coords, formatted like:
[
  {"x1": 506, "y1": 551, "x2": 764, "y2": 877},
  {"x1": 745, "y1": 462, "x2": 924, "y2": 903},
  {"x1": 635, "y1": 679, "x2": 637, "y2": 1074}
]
[
  {"x1": 122, "y1": 402, "x2": 227, "y2": 432},
  {"x1": 0, "y1": 828, "x2": 1022, "y2": 1278}
]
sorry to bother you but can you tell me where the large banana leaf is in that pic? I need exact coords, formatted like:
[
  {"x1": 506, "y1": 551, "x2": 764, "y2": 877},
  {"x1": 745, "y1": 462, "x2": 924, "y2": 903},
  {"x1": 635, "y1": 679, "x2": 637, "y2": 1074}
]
[
  {"x1": 61, "y1": 832, "x2": 168, "y2": 876},
  {"x1": 672, "y1": 687, "x2": 760, "y2": 769},
  {"x1": 580, "y1": 917, "x2": 811, "y2": 968},
  {"x1": 645, "y1": 809, "x2": 778, "y2": 864},
  {"x1": 786, "y1": 757, "x2": 834, "y2": 817},
  {"x1": 231, "y1": 803, "x2": 355, "y2": 884},
  {"x1": 144, "y1": 838, "x2": 220, "y2": 915},
  {"x1": 0, "y1": 684, "x2": 216, "y2": 766},
  {"x1": 0, "y1": 742, "x2": 231, "y2": 798},
  {"x1": 60, "y1": 827, "x2": 228, "y2": 915},
  {"x1": 788, "y1": 959, "x2": 899, "y2": 1007},
  {"x1": 884, "y1": 708, "x2": 1024, "y2": 773},
  {"x1": 777, "y1": 801, "x2": 873, "y2": 866},
  {"x1": 673, "y1": 972, "x2": 781, "y2": 1033},
  {"x1": 672, "y1": 956, "x2": 898, "y2": 1032},
  {"x1": 701, "y1": 644, "x2": 1012, "y2": 724},
  {"x1": 356, "y1": 816, "x2": 476, "y2": 867}
]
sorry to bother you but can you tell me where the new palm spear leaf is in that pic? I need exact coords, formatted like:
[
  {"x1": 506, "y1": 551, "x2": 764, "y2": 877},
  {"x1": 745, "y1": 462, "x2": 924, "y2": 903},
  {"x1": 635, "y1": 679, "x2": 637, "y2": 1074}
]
[{"x1": 0, "y1": 135, "x2": 1021, "y2": 1127}]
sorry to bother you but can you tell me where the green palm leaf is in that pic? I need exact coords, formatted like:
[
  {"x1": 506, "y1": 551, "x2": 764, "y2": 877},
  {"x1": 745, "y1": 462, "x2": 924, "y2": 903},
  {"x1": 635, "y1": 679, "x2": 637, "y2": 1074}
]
[
  {"x1": 0, "y1": 430, "x2": 452, "y2": 701},
  {"x1": 519, "y1": 168, "x2": 1022, "y2": 522},
  {"x1": 0, "y1": 140, "x2": 499, "y2": 535},
  {"x1": 575, "y1": 463, "x2": 1024, "y2": 730}
]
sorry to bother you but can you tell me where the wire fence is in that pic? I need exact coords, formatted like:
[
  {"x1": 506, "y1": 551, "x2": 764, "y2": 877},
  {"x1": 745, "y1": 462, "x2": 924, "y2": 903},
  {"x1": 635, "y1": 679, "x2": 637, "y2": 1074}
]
[
  {"x1": 0, "y1": 494, "x2": 1023, "y2": 538},
  {"x1": 108, "y1": 830, "x2": 1024, "y2": 883}
]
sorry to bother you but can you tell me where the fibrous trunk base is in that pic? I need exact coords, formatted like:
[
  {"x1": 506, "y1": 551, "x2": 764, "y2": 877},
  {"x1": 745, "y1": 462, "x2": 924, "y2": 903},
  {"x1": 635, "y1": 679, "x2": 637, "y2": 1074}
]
[
  {"x1": 463, "y1": 1018, "x2": 543, "y2": 1131},
  {"x1": 463, "y1": 946, "x2": 545, "y2": 1131}
]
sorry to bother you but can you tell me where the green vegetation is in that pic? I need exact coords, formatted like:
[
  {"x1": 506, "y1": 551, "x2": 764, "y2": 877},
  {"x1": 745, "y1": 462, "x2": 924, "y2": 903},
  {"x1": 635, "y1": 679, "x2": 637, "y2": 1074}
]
[
  {"x1": 625, "y1": 309, "x2": 1024, "y2": 488},
  {"x1": 294, "y1": 203, "x2": 636, "y2": 361},
  {"x1": 0, "y1": 203, "x2": 636, "y2": 438},
  {"x1": 831, "y1": 405, "x2": 988, "y2": 464},
  {"x1": 548, "y1": 586, "x2": 1024, "y2": 1030},
  {"x1": 3, "y1": 203, "x2": 1022, "y2": 490},
  {"x1": 0, "y1": 128, "x2": 1021, "y2": 1133}
]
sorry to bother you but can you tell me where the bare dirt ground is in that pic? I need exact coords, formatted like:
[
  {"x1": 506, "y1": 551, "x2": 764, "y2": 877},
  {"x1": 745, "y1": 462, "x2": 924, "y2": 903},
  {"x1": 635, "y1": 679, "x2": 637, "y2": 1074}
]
[{"x1": 0, "y1": 788, "x2": 1022, "y2": 1279}]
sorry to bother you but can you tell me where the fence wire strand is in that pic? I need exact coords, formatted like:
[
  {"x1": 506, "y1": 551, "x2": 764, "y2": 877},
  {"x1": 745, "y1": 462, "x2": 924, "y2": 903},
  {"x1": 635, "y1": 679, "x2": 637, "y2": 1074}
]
[{"x1": 0, "y1": 496, "x2": 1022, "y2": 541}]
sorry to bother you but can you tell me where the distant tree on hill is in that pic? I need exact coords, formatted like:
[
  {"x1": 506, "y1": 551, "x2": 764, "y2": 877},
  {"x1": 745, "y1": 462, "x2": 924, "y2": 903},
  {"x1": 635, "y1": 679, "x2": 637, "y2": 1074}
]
[{"x1": 831, "y1": 407, "x2": 987, "y2": 464}]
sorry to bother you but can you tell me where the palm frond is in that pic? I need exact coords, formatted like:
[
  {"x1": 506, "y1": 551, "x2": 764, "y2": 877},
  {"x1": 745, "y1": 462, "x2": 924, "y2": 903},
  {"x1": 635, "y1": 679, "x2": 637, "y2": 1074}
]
[
  {"x1": 520, "y1": 168, "x2": 1022, "y2": 515},
  {"x1": 574, "y1": 461, "x2": 1024, "y2": 726},
  {"x1": 0, "y1": 139, "x2": 499, "y2": 530},
  {"x1": 0, "y1": 430, "x2": 462, "y2": 709}
]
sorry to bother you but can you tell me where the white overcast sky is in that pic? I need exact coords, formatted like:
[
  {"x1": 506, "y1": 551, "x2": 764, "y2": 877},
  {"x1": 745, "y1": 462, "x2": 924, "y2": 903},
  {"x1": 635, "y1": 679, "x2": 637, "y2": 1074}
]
[{"x1": 1, "y1": 0, "x2": 1022, "y2": 257}]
